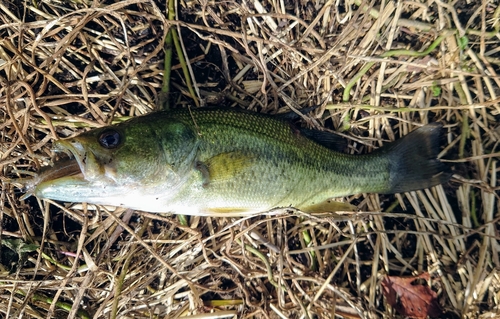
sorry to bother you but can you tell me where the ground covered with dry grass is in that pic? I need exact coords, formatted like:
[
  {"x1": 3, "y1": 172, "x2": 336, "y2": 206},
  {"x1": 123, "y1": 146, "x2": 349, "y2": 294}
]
[{"x1": 1, "y1": 0, "x2": 499, "y2": 318}]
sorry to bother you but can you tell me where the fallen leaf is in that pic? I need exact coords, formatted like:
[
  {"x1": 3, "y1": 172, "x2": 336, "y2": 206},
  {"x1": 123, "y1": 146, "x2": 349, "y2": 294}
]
[{"x1": 381, "y1": 273, "x2": 441, "y2": 318}]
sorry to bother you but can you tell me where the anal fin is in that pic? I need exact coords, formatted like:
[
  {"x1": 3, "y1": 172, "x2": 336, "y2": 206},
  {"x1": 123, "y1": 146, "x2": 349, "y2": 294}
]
[{"x1": 299, "y1": 200, "x2": 357, "y2": 214}]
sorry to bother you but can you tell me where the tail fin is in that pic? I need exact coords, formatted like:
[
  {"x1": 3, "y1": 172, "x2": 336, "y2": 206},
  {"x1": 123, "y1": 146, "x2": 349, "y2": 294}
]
[{"x1": 380, "y1": 123, "x2": 452, "y2": 194}]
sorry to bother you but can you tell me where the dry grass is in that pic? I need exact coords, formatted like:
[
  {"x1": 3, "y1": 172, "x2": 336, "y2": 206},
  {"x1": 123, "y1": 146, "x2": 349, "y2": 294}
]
[{"x1": 1, "y1": 0, "x2": 499, "y2": 318}]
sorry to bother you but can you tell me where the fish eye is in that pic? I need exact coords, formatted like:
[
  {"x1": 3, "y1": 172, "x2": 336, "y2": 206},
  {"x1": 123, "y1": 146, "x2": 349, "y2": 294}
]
[{"x1": 98, "y1": 129, "x2": 121, "y2": 149}]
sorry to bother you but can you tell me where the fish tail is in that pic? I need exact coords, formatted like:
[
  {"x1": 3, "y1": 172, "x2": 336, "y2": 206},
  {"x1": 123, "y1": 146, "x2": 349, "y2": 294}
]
[{"x1": 381, "y1": 123, "x2": 452, "y2": 194}]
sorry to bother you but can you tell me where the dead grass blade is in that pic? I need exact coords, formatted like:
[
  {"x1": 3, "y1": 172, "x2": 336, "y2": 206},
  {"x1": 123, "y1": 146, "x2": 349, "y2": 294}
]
[{"x1": 1, "y1": 0, "x2": 499, "y2": 318}]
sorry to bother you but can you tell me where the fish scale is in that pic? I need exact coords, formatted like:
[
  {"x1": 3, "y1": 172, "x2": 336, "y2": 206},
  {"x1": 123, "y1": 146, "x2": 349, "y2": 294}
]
[
  {"x1": 25, "y1": 108, "x2": 452, "y2": 216},
  {"x1": 181, "y1": 109, "x2": 386, "y2": 204}
]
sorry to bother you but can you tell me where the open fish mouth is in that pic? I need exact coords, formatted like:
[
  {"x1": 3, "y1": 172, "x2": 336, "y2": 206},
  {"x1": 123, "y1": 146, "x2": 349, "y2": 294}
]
[
  {"x1": 52, "y1": 139, "x2": 104, "y2": 181},
  {"x1": 46, "y1": 154, "x2": 83, "y2": 181},
  {"x1": 20, "y1": 153, "x2": 82, "y2": 201},
  {"x1": 52, "y1": 140, "x2": 87, "y2": 178},
  {"x1": 20, "y1": 139, "x2": 101, "y2": 200}
]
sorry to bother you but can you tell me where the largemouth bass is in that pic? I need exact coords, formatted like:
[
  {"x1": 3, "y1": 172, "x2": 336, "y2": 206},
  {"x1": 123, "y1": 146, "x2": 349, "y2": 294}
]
[{"x1": 24, "y1": 108, "x2": 451, "y2": 216}]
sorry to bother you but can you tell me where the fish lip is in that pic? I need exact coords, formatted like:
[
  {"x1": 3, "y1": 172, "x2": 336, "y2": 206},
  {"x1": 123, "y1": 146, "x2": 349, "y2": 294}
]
[{"x1": 52, "y1": 139, "x2": 91, "y2": 180}]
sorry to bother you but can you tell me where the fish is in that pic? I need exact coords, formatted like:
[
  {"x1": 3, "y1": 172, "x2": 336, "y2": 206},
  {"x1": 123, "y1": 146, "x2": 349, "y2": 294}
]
[{"x1": 23, "y1": 108, "x2": 452, "y2": 216}]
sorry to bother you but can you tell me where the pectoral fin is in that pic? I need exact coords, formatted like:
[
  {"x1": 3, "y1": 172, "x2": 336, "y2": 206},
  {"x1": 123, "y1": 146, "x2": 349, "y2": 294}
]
[{"x1": 196, "y1": 151, "x2": 256, "y2": 186}]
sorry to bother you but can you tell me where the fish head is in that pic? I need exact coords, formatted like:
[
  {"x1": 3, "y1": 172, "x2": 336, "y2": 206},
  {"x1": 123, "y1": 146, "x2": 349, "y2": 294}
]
[{"x1": 31, "y1": 115, "x2": 199, "y2": 206}]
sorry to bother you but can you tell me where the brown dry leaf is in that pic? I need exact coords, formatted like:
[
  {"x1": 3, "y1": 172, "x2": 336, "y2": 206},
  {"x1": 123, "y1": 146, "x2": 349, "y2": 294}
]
[{"x1": 381, "y1": 273, "x2": 441, "y2": 318}]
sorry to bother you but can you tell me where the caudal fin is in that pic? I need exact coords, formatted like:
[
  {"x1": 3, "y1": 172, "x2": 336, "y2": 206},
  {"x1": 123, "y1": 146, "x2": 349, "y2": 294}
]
[{"x1": 380, "y1": 123, "x2": 452, "y2": 194}]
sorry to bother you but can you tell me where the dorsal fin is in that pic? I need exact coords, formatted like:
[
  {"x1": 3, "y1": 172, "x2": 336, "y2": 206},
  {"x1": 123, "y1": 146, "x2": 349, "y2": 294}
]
[
  {"x1": 275, "y1": 105, "x2": 320, "y2": 121},
  {"x1": 299, "y1": 128, "x2": 347, "y2": 152}
]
